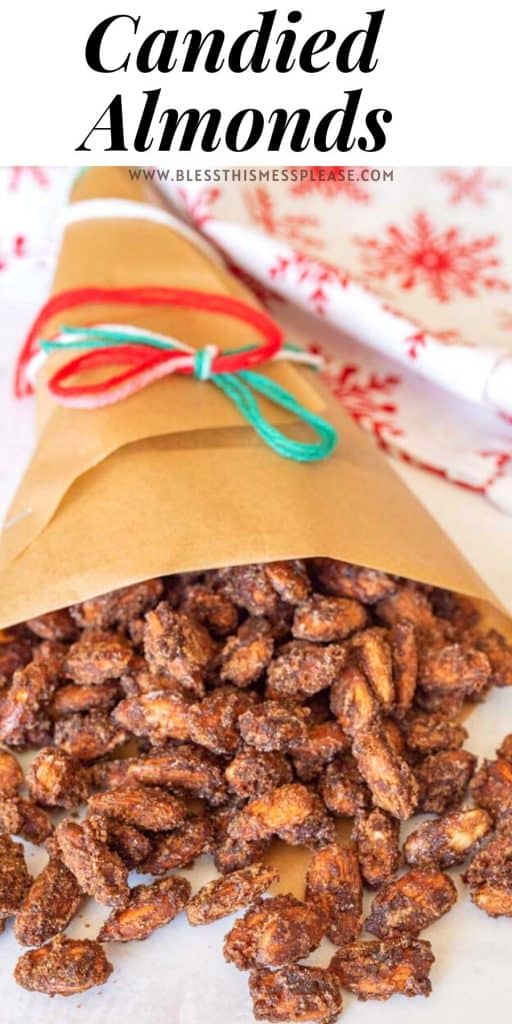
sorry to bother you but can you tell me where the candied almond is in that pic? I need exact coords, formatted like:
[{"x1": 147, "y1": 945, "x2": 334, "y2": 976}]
[
  {"x1": 50, "y1": 680, "x2": 120, "y2": 717},
  {"x1": 219, "y1": 620, "x2": 274, "y2": 688},
  {"x1": 89, "y1": 782, "x2": 187, "y2": 832},
  {"x1": 92, "y1": 744, "x2": 228, "y2": 806},
  {"x1": 226, "y1": 748, "x2": 292, "y2": 799},
  {"x1": 0, "y1": 834, "x2": 31, "y2": 918},
  {"x1": 65, "y1": 632, "x2": 133, "y2": 686},
  {"x1": 473, "y1": 628, "x2": 512, "y2": 687},
  {"x1": 320, "y1": 755, "x2": 370, "y2": 818},
  {"x1": 25, "y1": 609, "x2": 77, "y2": 642},
  {"x1": 311, "y1": 558, "x2": 397, "y2": 604},
  {"x1": 416, "y1": 750, "x2": 476, "y2": 814},
  {"x1": 213, "y1": 834, "x2": 270, "y2": 875},
  {"x1": 464, "y1": 832, "x2": 512, "y2": 917},
  {"x1": 429, "y1": 588, "x2": 480, "y2": 635},
  {"x1": 292, "y1": 595, "x2": 367, "y2": 643},
  {"x1": 187, "y1": 686, "x2": 255, "y2": 755},
  {"x1": 186, "y1": 862, "x2": 278, "y2": 925},
  {"x1": 352, "y1": 628, "x2": 394, "y2": 709},
  {"x1": 214, "y1": 564, "x2": 280, "y2": 616},
  {"x1": 497, "y1": 734, "x2": 512, "y2": 761},
  {"x1": 289, "y1": 721, "x2": 350, "y2": 782},
  {"x1": 238, "y1": 701, "x2": 310, "y2": 752},
  {"x1": 140, "y1": 816, "x2": 214, "y2": 873},
  {"x1": 264, "y1": 560, "x2": 311, "y2": 605},
  {"x1": 119, "y1": 655, "x2": 186, "y2": 696},
  {"x1": 329, "y1": 664, "x2": 380, "y2": 737},
  {"x1": 249, "y1": 964, "x2": 343, "y2": 1024},
  {"x1": 381, "y1": 717, "x2": 406, "y2": 758},
  {"x1": 375, "y1": 585, "x2": 440, "y2": 638},
  {"x1": 55, "y1": 817, "x2": 129, "y2": 907},
  {"x1": 224, "y1": 893, "x2": 325, "y2": 969},
  {"x1": 267, "y1": 641, "x2": 346, "y2": 701},
  {"x1": 404, "y1": 808, "x2": 492, "y2": 868},
  {"x1": 70, "y1": 580, "x2": 163, "y2": 630},
  {"x1": 54, "y1": 710, "x2": 128, "y2": 762},
  {"x1": 100, "y1": 818, "x2": 153, "y2": 869},
  {"x1": 352, "y1": 723, "x2": 419, "y2": 820},
  {"x1": 0, "y1": 796, "x2": 53, "y2": 844},
  {"x1": 306, "y1": 843, "x2": 363, "y2": 945},
  {"x1": 99, "y1": 875, "x2": 191, "y2": 942},
  {"x1": 352, "y1": 808, "x2": 400, "y2": 887},
  {"x1": 0, "y1": 661, "x2": 57, "y2": 747},
  {"x1": 228, "y1": 783, "x2": 334, "y2": 848},
  {"x1": 330, "y1": 936, "x2": 434, "y2": 1001},
  {"x1": 181, "y1": 583, "x2": 239, "y2": 637},
  {"x1": 402, "y1": 711, "x2": 467, "y2": 755},
  {"x1": 0, "y1": 748, "x2": 23, "y2": 796},
  {"x1": 14, "y1": 858, "x2": 83, "y2": 947},
  {"x1": 0, "y1": 637, "x2": 34, "y2": 686},
  {"x1": 14, "y1": 936, "x2": 113, "y2": 996},
  {"x1": 470, "y1": 756, "x2": 512, "y2": 819},
  {"x1": 26, "y1": 747, "x2": 90, "y2": 810},
  {"x1": 32, "y1": 640, "x2": 68, "y2": 676},
  {"x1": 143, "y1": 603, "x2": 215, "y2": 695},
  {"x1": 419, "y1": 643, "x2": 490, "y2": 700},
  {"x1": 365, "y1": 867, "x2": 457, "y2": 937},
  {"x1": 390, "y1": 620, "x2": 418, "y2": 714},
  {"x1": 113, "y1": 689, "x2": 192, "y2": 745}
]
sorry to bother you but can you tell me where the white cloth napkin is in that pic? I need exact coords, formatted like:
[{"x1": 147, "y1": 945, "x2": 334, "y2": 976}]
[{"x1": 165, "y1": 168, "x2": 512, "y2": 513}]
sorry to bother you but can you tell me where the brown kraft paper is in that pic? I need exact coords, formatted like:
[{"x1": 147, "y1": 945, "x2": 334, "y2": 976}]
[{"x1": 0, "y1": 166, "x2": 508, "y2": 638}]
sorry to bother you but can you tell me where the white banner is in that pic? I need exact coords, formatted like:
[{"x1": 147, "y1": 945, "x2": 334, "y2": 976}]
[{"x1": 0, "y1": 0, "x2": 509, "y2": 165}]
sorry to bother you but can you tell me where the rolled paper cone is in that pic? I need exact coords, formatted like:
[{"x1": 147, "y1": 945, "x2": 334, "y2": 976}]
[{"x1": 0, "y1": 167, "x2": 506, "y2": 631}]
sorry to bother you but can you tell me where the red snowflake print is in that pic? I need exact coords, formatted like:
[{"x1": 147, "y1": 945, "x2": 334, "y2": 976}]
[
  {"x1": 403, "y1": 327, "x2": 461, "y2": 359},
  {"x1": 244, "y1": 187, "x2": 322, "y2": 250},
  {"x1": 288, "y1": 166, "x2": 371, "y2": 202},
  {"x1": 403, "y1": 330, "x2": 428, "y2": 359},
  {"x1": 324, "y1": 362, "x2": 403, "y2": 444},
  {"x1": 8, "y1": 167, "x2": 49, "y2": 190},
  {"x1": 269, "y1": 251, "x2": 349, "y2": 315},
  {"x1": 225, "y1": 260, "x2": 283, "y2": 308},
  {"x1": 0, "y1": 234, "x2": 28, "y2": 271},
  {"x1": 176, "y1": 186, "x2": 220, "y2": 228},
  {"x1": 355, "y1": 211, "x2": 509, "y2": 303},
  {"x1": 440, "y1": 168, "x2": 502, "y2": 206},
  {"x1": 478, "y1": 450, "x2": 511, "y2": 489}
]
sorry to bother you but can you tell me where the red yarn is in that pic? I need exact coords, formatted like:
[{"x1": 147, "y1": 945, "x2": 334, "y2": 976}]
[{"x1": 15, "y1": 286, "x2": 284, "y2": 398}]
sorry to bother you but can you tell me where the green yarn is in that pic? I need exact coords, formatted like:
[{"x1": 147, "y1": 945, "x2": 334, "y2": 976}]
[
  {"x1": 214, "y1": 371, "x2": 338, "y2": 461},
  {"x1": 40, "y1": 325, "x2": 338, "y2": 463}
]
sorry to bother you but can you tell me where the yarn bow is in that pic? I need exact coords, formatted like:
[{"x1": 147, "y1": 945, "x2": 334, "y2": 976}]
[{"x1": 16, "y1": 286, "x2": 338, "y2": 463}]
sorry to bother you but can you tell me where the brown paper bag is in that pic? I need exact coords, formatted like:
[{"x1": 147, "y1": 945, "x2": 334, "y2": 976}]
[{"x1": 0, "y1": 167, "x2": 507, "y2": 633}]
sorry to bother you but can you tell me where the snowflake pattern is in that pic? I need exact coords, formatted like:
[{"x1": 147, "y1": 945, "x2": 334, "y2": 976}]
[
  {"x1": 403, "y1": 328, "x2": 462, "y2": 359},
  {"x1": 269, "y1": 251, "x2": 349, "y2": 315},
  {"x1": 288, "y1": 166, "x2": 371, "y2": 202},
  {"x1": 324, "y1": 361, "x2": 403, "y2": 444},
  {"x1": 0, "y1": 234, "x2": 28, "y2": 271},
  {"x1": 440, "y1": 169, "x2": 503, "y2": 206},
  {"x1": 176, "y1": 186, "x2": 220, "y2": 228},
  {"x1": 355, "y1": 211, "x2": 510, "y2": 302},
  {"x1": 478, "y1": 450, "x2": 511, "y2": 489},
  {"x1": 8, "y1": 167, "x2": 50, "y2": 191},
  {"x1": 244, "y1": 187, "x2": 322, "y2": 250}
]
